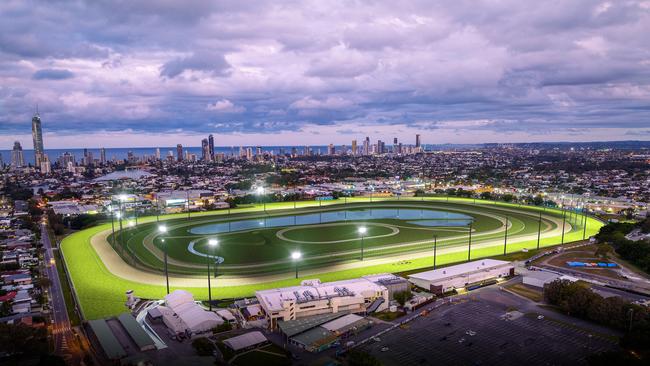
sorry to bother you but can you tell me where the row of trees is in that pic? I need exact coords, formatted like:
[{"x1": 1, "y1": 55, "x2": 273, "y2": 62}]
[
  {"x1": 544, "y1": 280, "x2": 650, "y2": 356},
  {"x1": 596, "y1": 218, "x2": 650, "y2": 275}
]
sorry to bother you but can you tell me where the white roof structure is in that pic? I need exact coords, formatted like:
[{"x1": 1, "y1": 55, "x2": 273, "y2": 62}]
[
  {"x1": 216, "y1": 309, "x2": 237, "y2": 322},
  {"x1": 321, "y1": 314, "x2": 364, "y2": 332},
  {"x1": 524, "y1": 271, "x2": 560, "y2": 282},
  {"x1": 163, "y1": 290, "x2": 223, "y2": 334},
  {"x1": 256, "y1": 277, "x2": 386, "y2": 312},
  {"x1": 409, "y1": 259, "x2": 512, "y2": 283},
  {"x1": 223, "y1": 331, "x2": 267, "y2": 351}
]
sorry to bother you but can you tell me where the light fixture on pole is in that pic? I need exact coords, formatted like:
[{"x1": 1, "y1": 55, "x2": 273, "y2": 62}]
[
  {"x1": 358, "y1": 226, "x2": 367, "y2": 261},
  {"x1": 158, "y1": 225, "x2": 169, "y2": 294},
  {"x1": 207, "y1": 239, "x2": 218, "y2": 311},
  {"x1": 291, "y1": 251, "x2": 302, "y2": 278}
]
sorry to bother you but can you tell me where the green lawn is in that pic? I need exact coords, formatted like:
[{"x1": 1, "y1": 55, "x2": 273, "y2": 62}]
[
  {"x1": 60, "y1": 197, "x2": 603, "y2": 320},
  {"x1": 116, "y1": 201, "x2": 555, "y2": 275}
]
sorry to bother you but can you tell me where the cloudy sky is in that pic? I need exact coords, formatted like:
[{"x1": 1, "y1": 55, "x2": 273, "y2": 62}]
[{"x1": 1, "y1": 0, "x2": 650, "y2": 149}]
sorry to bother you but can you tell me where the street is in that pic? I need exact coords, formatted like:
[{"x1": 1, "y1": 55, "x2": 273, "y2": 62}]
[{"x1": 42, "y1": 222, "x2": 83, "y2": 365}]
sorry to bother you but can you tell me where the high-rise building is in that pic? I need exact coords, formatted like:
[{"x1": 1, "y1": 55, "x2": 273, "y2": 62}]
[
  {"x1": 246, "y1": 147, "x2": 253, "y2": 161},
  {"x1": 59, "y1": 152, "x2": 75, "y2": 167},
  {"x1": 155, "y1": 148, "x2": 161, "y2": 160},
  {"x1": 351, "y1": 140, "x2": 357, "y2": 155},
  {"x1": 31, "y1": 111, "x2": 44, "y2": 165},
  {"x1": 11, "y1": 141, "x2": 25, "y2": 168},
  {"x1": 208, "y1": 134, "x2": 215, "y2": 160},
  {"x1": 0, "y1": 153, "x2": 4, "y2": 168},
  {"x1": 363, "y1": 137, "x2": 370, "y2": 155},
  {"x1": 201, "y1": 138, "x2": 210, "y2": 161},
  {"x1": 176, "y1": 144, "x2": 183, "y2": 162},
  {"x1": 100, "y1": 148, "x2": 106, "y2": 164},
  {"x1": 415, "y1": 134, "x2": 421, "y2": 148},
  {"x1": 39, "y1": 155, "x2": 51, "y2": 174},
  {"x1": 327, "y1": 144, "x2": 335, "y2": 155},
  {"x1": 304, "y1": 146, "x2": 311, "y2": 156}
]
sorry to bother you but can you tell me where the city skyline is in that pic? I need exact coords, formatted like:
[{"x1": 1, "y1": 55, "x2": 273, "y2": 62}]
[{"x1": 1, "y1": 1, "x2": 650, "y2": 148}]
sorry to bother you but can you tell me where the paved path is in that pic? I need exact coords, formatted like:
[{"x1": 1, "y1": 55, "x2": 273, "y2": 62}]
[{"x1": 42, "y1": 223, "x2": 82, "y2": 365}]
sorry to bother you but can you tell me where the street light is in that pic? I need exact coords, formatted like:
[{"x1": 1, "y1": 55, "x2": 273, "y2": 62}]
[
  {"x1": 158, "y1": 225, "x2": 169, "y2": 294},
  {"x1": 291, "y1": 251, "x2": 302, "y2": 278},
  {"x1": 207, "y1": 239, "x2": 218, "y2": 311},
  {"x1": 358, "y1": 226, "x2": 367, "y2": 261}
]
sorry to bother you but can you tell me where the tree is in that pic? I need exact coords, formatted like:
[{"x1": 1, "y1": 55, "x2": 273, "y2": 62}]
[
  {"x1": 393, "y1": 289, "x2": 412, "y2": 307},
  {"x1": 594, "y1": 244, "x2": 613, "y2": 259},
  {"x1": 37, "y1": 277, "x2": 52, "y2": 288},
  {"x1": 347, "y1": 350, "x2": 382, "y2": 366},
  {"x1": 191, "y1": 337, "x2": 215, "y2": 356}
]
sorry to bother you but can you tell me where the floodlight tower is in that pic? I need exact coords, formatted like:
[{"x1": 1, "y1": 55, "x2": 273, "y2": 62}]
[
  {"x1": 358, "y1": 226, "x2": 367, "y2": 261},
  {"x1": 291, "y1": 251, "x2": 302, "y2": 278},
  {"x1": 207, "y1": 239, "x2": 218, "y2": 311},
  {"x1": 158, "y1": 225, "x2": 169, "y2": 294}
]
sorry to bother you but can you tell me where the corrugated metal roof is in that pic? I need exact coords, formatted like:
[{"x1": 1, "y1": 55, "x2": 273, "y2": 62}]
[
  {"x1": 117, "y1": 313, "x2": 155, "y2": 350},
  {"x1": 88, "y1": 319, "x2": 126, "y2": 360}
]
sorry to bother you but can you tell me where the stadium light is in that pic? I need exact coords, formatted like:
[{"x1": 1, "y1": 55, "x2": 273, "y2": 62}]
[
  {"x1": 206, "y1": 238, "x2": 218, "y2": 311},
  {"x1": 158, "y1": 225, "x2": 169, "y2": 294},
  {"x1": 128, "y1": 221, "x2": 135, "y2": 228},
  {"x1": 291, "y1": 251, "x2": 302, "y2": 278},
  {"x1": 358, "y1": 226, "x2": 367, "y2": 261}
]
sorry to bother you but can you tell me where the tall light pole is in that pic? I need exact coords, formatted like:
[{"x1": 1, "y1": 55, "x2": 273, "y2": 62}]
[
  {"x1": 186, "y1": 190, "x2": 191, "y2": 220},
  {"x1": 110, "y1": 205, "x2": 116, "y2": 250},
  {"x1": 433, "y1": 235, "x2": 438, "y2": 270},
  {"x1": 537, "y1": 212, "x2": 542, "y2": 250},
  {"x1": 207, "y1": 239, "x2": 218, "y2": 311},
  {"x1": 503, "y1": 216, "x2": 509, "y2": 256},
  {"x1": 158, "y1": 225, "x2": 169, "y2": 294},
  {"x1": 291, "y1": 251, "x2": 302, "y2": 279},
  {"x1": 358, "y1": 226, "x2": 367, "y2": 261},
  {"x1": 467, "y1": 222, "x2": 473, "y2": 262},
  {"x1": 560, "y1": 206, "x2": 566, "y2": 244}
]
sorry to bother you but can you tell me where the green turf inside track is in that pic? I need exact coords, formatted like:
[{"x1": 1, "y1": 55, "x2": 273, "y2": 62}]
[{"x1": 60, "y1": 197, "x2": 603, "y2": 320}]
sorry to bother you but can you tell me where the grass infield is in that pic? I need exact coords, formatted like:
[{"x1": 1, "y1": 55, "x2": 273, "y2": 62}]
[{"x1": 60, "y1": 197, "x2": 602, "y2": 319}]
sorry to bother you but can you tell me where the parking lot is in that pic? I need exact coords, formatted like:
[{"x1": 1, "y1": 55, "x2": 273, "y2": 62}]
[{"x1": 360, "y1": 291, "x2": 619, "y2": 366}]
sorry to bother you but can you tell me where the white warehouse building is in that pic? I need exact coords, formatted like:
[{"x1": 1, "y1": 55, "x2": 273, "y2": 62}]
[
  {"x1": 256, "y1": 274, "x2": 406, "y2": 329},
  {"x1": 408, "y1": 259, "x2": 514, "y2": 295}
]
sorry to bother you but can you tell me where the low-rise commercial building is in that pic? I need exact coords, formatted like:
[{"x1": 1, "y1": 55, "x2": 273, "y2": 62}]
[
  {"x1": 408, "y1": 259, "x2": 514, "y2": 295},
  {"x1": 256, "y1": 274, "x2": 406, "y2": 328}
]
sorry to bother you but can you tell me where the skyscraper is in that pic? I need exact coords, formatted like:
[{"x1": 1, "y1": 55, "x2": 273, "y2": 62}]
[
  {"x1": 208, "y1": 134, "x2": 215, "y2": 161},
  {"x1": 363, "y1": 137, "x2": 370, "y2": 155},
  {"x1": 31, "y1": 111, "x2": 44, "y2": 165},
  {"x1": 201, "y1": 138, "x2": 210, "y2": 161},
  {"x1": 415, "y1": 134, "x2": 421, "y2": 148},
  {"x1": 155, "y1": 148, "x2": 161, "y2": 160},
  {"x1": 100, "y1": 147, "x2": 106, "y2": 164},
  {"x1": 11, "y1": 141, "x2": 25, "y2": 168},
  {"x1": 176, "y1": 144, "x2": 183, "y2": 162},
  {"x1": 351, "y1": 140, "x2": 357, "y2": 155},
  {"x1": 327, "y1": 144, "x2": 335, "y2": 155}
]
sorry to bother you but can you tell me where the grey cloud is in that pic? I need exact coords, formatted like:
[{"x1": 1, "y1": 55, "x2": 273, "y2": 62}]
[
  {"x1": 160, "y1": 52, "x2": 231, "y2": 78},
  {"x1": 32, "y1": 69, "x2": 75, "y2": 80}
]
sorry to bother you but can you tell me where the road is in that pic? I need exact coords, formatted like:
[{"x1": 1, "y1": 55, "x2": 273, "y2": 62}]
[{"x1": 42, "y1": 222, "x2": 83, "y2": 365}]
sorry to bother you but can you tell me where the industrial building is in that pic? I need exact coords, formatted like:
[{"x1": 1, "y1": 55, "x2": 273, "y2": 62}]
[
  {"x1": 278, "y1": 313, "x2": 373, "y2": 353},
  {"x1": 408, "y1": 259, "x2": 514, "y2": 295},
  {"x1": 256, "y1": 274, "x2": 408, "y2": 329}
]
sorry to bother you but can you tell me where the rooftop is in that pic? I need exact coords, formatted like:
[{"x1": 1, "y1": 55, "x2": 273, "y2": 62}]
[{"x1": 408, "y1": 259, "x2": 512, "y2": 283}]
